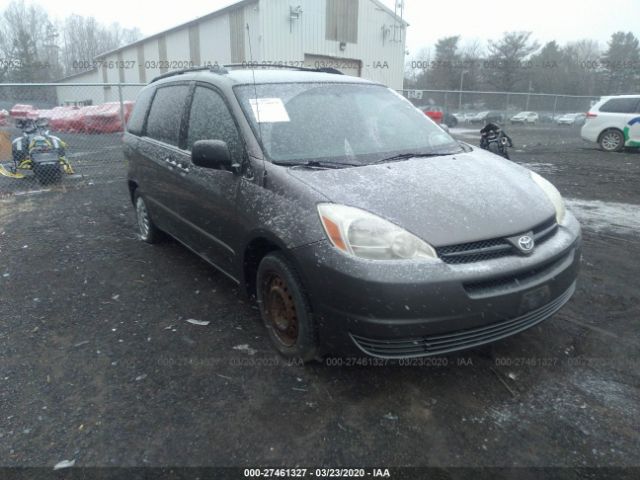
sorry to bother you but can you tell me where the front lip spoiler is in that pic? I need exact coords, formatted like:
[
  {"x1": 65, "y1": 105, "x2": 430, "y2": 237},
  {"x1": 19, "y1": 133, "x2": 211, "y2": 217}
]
[{"x1": 349, "y1": 283, "x2": 576, "y2": 359}]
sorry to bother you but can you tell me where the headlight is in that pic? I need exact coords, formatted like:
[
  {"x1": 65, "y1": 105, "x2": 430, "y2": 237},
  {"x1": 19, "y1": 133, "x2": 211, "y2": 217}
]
[
  {"x1": 317, "y1": 204, "x2": 438, "y2": 261},
  {"x1": 530, "y1": 171, "x2": 566, "y2": 224}
]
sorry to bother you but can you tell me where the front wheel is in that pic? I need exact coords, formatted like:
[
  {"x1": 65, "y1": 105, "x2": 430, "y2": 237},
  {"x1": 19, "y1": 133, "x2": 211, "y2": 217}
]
[
  {"x1": 257, "y1": 252, "x2": 318, "y2": 362},
  {"x1": 599, "y1": 129, "x2": 625, "y2": 152}
]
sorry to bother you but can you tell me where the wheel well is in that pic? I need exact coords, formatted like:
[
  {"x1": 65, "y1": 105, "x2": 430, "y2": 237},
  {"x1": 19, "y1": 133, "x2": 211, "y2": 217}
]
[
  {"x1": 243, "y1": 238, "x2": 280, "y2": 299},
  {"x1": 598, "y1": 128, "x2": 624, "y2": 143},
  {"x1": 128, "y1": 180, "x2": 138, "y2": 204}
]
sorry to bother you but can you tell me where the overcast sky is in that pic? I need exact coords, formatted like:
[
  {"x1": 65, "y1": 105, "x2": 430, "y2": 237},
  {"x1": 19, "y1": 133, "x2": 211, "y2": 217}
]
[{"x1": 25, "y1": 0, "x2": 640, "y2": 54}]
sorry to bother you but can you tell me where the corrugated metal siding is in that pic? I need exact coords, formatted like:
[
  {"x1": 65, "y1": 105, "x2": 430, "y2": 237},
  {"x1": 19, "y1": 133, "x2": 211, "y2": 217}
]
[
  {"x1": 243, "y1": 2, "x2": 261, "y2": 61},
  {"x1": 157, "y1": 36, "x2": 168, "y2": 73},
  {"x1": 137, "y1": 45, "x2": 146, "y2": 83},
  {"x1": 259, "y1": 0, "x2": 405, "y2": 88},
  {"x1": 189, "y1": 24, "x2": 201, "y2": 65},
  {"x1": 143, "y1": 40, "x2": 161, "y2": 81},
  {"x1": 229, "y1": 8, "x2": 246, "y2": 62},
  {"x1": 198, "y1": 14, "x2": 232, "y2": 65},
  {"x1": 326, "y1": 0, "x2": 358, "y2": 43},
  {"x1": 164, "y1": 29, "x2": 190, "y2": 67},
  {"x1": 116, "y1": 52, "x2": 125, "y2": 82}
]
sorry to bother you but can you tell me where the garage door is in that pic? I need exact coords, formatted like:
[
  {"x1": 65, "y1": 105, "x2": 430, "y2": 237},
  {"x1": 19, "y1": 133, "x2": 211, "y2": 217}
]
[{"x1": 303, "y1": 54, "x2": 361, "y2": 77}]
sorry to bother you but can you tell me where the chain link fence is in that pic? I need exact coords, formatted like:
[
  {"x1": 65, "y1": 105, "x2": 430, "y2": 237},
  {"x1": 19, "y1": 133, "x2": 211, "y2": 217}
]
[
  {"x1": 0, "y1": 83, "x2": 144, "y2": 194},
  {"x1": 399, "y1": 89, "x2": 601, "y2": 125}
]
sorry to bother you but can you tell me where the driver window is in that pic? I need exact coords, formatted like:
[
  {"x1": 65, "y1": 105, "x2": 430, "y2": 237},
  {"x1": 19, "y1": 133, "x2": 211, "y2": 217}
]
[{"x1": 187, "y1": 86, "x2": 243, "y2": 164}]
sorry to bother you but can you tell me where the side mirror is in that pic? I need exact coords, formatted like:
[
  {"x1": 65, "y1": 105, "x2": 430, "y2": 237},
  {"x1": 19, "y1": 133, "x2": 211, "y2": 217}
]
[{"x1": 192, "y1": 140, "x2": 237, "y2": 171}]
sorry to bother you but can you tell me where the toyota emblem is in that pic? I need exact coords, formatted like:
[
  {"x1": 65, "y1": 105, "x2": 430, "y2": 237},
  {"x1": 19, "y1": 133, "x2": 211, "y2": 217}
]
[{"x1": 518, "y1": 235, "x2": 535, "y2": 253}]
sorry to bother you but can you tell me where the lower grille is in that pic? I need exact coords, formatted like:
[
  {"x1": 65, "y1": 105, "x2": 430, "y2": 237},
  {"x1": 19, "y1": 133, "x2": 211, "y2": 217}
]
[{"x1": 350, "y1": 283, "x2": 575, "y2": 359}]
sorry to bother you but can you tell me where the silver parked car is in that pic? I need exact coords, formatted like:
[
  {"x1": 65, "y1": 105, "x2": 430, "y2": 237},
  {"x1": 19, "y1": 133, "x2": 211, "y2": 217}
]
[{"x1": 557, "y1": 113, "x2": 586, "y2": 126}]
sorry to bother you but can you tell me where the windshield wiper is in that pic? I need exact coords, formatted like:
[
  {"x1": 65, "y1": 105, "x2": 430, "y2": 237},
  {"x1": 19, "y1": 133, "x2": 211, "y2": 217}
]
[
  {"x1": 284, "y1": 160, "x2": 360, "y2": 169},
  {"x1": 372, "y1": 152, "x2": 453, "y2": 165}
]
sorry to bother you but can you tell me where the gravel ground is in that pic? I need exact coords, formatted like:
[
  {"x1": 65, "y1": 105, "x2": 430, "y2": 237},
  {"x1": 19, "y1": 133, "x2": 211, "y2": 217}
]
[{"x1": 0, "y1": 125, "x2": 638, "y2": 469}]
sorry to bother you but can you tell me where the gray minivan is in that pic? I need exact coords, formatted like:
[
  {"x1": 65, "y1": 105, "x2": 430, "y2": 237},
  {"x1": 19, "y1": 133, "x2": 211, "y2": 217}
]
[{"x1": 124, "y1": 66, "x2": 581, "y2": 361}]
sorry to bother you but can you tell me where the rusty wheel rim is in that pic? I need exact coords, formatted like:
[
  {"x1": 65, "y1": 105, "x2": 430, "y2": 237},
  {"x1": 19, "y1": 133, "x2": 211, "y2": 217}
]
[{"x1": 264, "y1": 273, "x2": 298, "y2": 347}]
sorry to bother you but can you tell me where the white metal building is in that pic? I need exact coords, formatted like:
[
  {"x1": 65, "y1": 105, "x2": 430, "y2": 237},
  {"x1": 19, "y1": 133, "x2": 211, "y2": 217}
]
[{"x1": 56, "y1": 0, "x2": 408, "y2": 105}]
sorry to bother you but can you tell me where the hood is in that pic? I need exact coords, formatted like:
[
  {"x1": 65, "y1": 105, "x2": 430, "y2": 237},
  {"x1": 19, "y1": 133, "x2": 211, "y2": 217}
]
[{"x1": 287, "y1": 149, "x2": 556, "y2": 247}]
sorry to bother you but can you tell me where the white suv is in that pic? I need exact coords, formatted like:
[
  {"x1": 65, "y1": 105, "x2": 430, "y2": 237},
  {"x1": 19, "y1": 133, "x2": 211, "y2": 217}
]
[{"x1": 581, "y1": 95, "x2": 640, "y2": 152}]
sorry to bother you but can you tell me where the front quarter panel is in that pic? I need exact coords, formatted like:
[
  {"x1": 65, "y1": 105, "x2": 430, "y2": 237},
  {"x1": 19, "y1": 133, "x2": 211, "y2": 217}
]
[{"x1": 238, "y1": 163, "x2": 328, "y2": 251}]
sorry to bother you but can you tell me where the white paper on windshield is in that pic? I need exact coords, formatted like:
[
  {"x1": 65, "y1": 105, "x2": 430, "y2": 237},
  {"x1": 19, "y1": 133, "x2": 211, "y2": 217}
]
[{"x1": 249, "y1": 98, "x2": 290, "y2": 123}]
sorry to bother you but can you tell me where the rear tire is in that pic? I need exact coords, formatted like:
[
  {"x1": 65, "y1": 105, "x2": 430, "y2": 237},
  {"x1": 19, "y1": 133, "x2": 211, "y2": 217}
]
[
  {"x1": 599, "y1": 129, "x2": 625, "y2": 152},
  {"x1": 257, "y1": 252, "x2": 318, "y2": 362},
  {"x1": 134, "y1": 191, "x2": 163, "y2": 243}
]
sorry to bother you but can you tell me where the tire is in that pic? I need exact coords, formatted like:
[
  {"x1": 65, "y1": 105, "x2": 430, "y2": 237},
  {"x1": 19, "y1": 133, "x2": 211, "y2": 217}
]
[
  {"x1": 599, "y1": 129, "x2": 625, "y2": 152},
  {"x1": 256, "y1": 252, "x2": 318, "y2": 362},
  {"x1": 488, "y1": 142, "x2": 501, "y2": 155},
  {"x1": 134, "y1": 191, "x2": 163, "y2": 243}
]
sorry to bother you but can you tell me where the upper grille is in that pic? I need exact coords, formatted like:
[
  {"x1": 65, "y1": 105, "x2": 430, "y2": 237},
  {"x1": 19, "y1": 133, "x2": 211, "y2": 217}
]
[
  {"x1": 436, "y1": 217, "x2": 558, "y2": 264},
  {"x1": 463, "y1": 249, "x2": 574, "y2": 298}
]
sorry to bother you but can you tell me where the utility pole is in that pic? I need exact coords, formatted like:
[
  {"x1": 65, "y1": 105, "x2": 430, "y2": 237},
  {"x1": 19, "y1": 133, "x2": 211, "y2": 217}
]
[
  {"x1": 458, "y1": 70, "x2": 467, "y2": 111},
  {"x1": 525, "y1": 79, "x2": 533, "y2": 110}
]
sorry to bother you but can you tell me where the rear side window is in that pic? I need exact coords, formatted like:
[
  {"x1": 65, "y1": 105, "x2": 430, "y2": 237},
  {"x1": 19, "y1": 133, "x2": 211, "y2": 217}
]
[
  {"x1": 186, "y1": 86, "x2": 243, "y2": 162},
  {"x1": 599, "y1": 98, "x2": 640, "y2": 114},
  {"x1": 126, "y1": 87, "x2": 155, "y2": 135},
  {"x1": 145, "y1": 85, "x2": 190, "y2": 146}
]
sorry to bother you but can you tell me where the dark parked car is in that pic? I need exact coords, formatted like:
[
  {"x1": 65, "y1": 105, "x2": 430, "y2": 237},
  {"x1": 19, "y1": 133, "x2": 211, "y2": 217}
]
[{"x1": 125, "y1": 66, "x2": 581, "y2": 361}]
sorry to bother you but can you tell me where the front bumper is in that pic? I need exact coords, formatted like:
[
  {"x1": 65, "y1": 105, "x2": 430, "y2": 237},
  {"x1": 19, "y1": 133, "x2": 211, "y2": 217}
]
[{"x1": 292, "y1": 213, "x2": 582, "y2": 358}]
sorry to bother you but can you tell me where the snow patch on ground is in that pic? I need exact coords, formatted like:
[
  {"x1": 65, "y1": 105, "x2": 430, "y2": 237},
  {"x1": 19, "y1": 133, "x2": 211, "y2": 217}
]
[
  {"x1": 519, "y1": 162, "x2": 565, "y2": 174},
  {"x1": 450, "y1": 128, "x2": 479, "y2": 138},
  {"x1": 566, "y1": 198, "x2": 640, "y2": 235}
]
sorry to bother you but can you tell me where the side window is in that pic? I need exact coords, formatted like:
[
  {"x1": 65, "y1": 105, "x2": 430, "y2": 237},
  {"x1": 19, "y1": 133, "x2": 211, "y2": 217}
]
[
  {"x1": 600, "y1": 98, "x2": 639, "y2": 114},
  {"x1": 186, "y1": 86, "x2": 243, "y2": 163},
  {"x1": 126, "y1": 87, "x2": 155, "y2": 135},
  {"x1": 145, "y1": 85, "x2": 190, "y2": 146}
]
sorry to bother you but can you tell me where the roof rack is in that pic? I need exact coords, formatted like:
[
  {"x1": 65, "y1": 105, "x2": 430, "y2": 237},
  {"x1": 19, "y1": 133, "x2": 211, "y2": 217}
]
[
  {"x1": 150, "y1": 62, "x2": 344, "y2": 83},
  {"x1": 150, "y1": 64, "x2": 229, "y2": 83},
  {"x1": 223, "y1": 63, "x2": 343, "y2": 75}
]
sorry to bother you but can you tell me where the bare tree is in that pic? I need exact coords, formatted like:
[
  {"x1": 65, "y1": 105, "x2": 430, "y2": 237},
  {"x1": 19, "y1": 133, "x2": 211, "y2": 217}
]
[
  {"x1": 0, "y1": 1, "x2": 142, "y2": 82},
  {"x1": 60, "y1": 15, "x2": 140, "y2": 75},
  {"x1": 0, "y1": 0, "x2": 54, "y2": 82}
]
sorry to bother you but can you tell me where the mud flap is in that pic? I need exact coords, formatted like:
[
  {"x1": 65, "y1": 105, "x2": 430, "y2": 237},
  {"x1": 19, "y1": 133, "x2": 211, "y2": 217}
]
[{"x1": 0, "y1": 164, "x2": 25, "y2": 179}]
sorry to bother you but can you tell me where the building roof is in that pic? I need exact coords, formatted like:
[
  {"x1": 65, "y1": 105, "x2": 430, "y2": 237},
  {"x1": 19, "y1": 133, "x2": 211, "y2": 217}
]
[
  {"x1": 56, "y1": 67, "x2": 98, "y2": 82},
  {"x1": 94, "y1": 0, "x2": 258, "y2": 60}
]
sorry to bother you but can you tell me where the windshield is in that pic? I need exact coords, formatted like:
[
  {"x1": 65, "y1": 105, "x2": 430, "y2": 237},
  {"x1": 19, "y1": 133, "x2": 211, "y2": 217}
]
[{"x1": 234, "y1": 83, "x2": 461, "y2": 165}]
